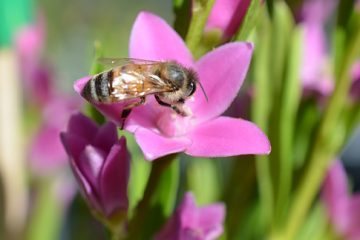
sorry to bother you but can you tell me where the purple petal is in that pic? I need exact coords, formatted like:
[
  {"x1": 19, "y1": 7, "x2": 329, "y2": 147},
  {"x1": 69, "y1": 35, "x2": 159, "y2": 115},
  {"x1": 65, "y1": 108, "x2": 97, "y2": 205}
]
[
  {"x1": 99, "y1": 137, "x2": 129, "y2": 217},
  {"x1": 156, "y1": 192, "x2": 198, "y2": 240},
  {"x1": 186, "y1": 116, "x2": 270, "y2": 157},
  {"x1": 69, "y1": 149, "x2": 103, "y2": 214},
  {"x1": 67, "y1": 112, "x2": 99, "y2": 142},
  {"x1": 129, "y1": 12, "x2": 193, "y2": 67},
  {"x1": 301, "y1": 0, "x2": 338, "y2": 24},
  {"x1": 134, "y1": 127, "x2": 191, "y2": 161},
  {"x1": 346, "y1": 196, "x2": 360, "y2": 240},
  {"x1": 93, "y1": 122, "x2": 118, "y2": 152},
  {"x1": 322, "y1": 160, "x2": 350, "y2": 235},
  {"x1": 300, "y1": 22, "x2": 333, "y2": 96},
  {"x1": 60, "y1": 132, "x2": 88, "y2": 161},
  {"x1": 187, "y1": 42, "x2": 253, "y2": 122},
  {"x1": 74, "y1": 76, "x2": 91, "y2": 93},
  {"x1": 198, "y1": 204, "x2": 225, "y2": 239},
  {"x1": 77, "y1": 146, "x2": 106, "y2": 190}
]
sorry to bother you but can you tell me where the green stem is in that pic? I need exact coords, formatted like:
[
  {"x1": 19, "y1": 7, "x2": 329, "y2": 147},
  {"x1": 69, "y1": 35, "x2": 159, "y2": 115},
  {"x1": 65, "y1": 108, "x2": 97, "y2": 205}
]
[
  {"x1": 26, "y1": 179, "x2": 62, "y2": 240},
  {"x1": 278, "y1": 24, "x2": 360, "y2": 240},
  {"x1": 185, "y1": 0, "x2": 216, "y2": 55},
  {"x1": 252, "y1": 9, "x2": 274, "y2": 230},
  {"x1": 126, "y1": 154, "x2": 177, "y2": 239}
]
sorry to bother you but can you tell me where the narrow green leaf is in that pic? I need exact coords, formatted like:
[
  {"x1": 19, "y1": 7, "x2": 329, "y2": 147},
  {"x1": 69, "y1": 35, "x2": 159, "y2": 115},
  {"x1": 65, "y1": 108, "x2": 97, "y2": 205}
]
[
  {"x1": 27, "y1": 180, "x2": 62, "y2": 240},
  {"x1": 187, "y1": 158, "x2": 220, "y2": 205},
  {"x1": 235, "y1": 0, "x2": 263, "y2": 41},
  {"x1": 124, "y1": 132, "x2": 151, "y2": 218},
  {"x1": 173, "y1": 0, "x2": 192, "y2": 38},
  {"x1": 127, "y1": 155, "x2": 180, "y2": 239},
  {"x1": 252, "y1": 8, "x2": 274, "y2": 230},
  {"x1": 296, "y1": 203, "x2": 328, "y2": 240},
  {"x1": 276, "y1": 26, "x2": 302, "y2": 224}
]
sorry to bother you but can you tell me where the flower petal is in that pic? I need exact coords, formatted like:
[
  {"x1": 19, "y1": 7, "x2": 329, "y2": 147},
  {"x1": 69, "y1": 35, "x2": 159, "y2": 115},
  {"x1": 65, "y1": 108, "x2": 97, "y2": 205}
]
[
  {"x1": 207, "y1": 0, "x2": 250, "y2": 40},
  {"x1": 93, "y1": 122, "x2": 118, "y2": 152},
  {"x1": 185, "y1": 116, "x2": 270, "y2": 157},
  {"x1": 69, "y1": 149, "x2": 103, "y2": 214},
  {"x1": 67, "y1": 112, "x2": 98, "y2": 142},
  {"x1": 187, "y1": 42, "x2": 253, "y2": 122},
  {"x1": 130, "y1": 12, "x2": 193, "y2": 67},
  {"x1": 134, "y1": 127, "x2": 191, "y2": 161},
  {"x1": 99, "y1": 137, "x2": 129, "y2": 217},
  {"x1": 78, "y1": 145, "x2": 106, "y2": 190},
  {"x1": 198, "y1": 204, "x2": 225, "y2": 239},
  {"x1": 322, "y1": 160, "x2": 350, "y2": 233}
]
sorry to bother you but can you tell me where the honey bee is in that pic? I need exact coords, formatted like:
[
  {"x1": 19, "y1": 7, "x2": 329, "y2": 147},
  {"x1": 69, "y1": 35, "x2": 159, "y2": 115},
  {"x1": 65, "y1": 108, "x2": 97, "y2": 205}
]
[{"x1": 81, "y1": 58, "x2": 208, "y2": 128}]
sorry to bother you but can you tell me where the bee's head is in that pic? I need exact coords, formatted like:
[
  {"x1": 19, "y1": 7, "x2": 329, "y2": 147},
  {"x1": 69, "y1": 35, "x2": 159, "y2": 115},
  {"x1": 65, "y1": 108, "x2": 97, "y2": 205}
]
[
  {"x1": 159, "y1": 62, "x2": 207, "y2": 104},
  {"x1": 161, "y1": 62, "x2": 196, "y2": 97}
]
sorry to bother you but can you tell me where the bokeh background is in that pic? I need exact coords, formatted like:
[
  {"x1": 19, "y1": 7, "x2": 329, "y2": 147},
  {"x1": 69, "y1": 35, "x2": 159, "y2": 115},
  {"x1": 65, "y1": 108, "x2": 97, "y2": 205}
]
[{"x1": 0, "y1": 0, "x2": 359, "y2": 239}]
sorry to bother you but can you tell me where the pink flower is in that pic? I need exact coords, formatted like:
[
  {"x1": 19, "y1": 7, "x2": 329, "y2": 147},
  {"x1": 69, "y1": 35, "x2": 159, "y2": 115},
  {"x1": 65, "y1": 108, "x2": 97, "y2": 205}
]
[
  {"x1": 300, "y1": 21, "x2": 334, "y2": 97},
  {"x1": 206, "y1": 0, "x2": 251, "y2": 40},
  {"x1": 155, "y1": 192, "x2": 225, "y2": 240},
  {"x1": 15, "y1": 15, "x2": 54, "y2": 107},
  {"x1": 322, "y1": 160, "x2": 360, "y2": 240},
  {"x1": 29, "y1": 96, "x2": 81, "y2": 174},
  {"x1": 74, "y1": 12, "x2": 270, "y2": 161},
  {"x1": 301, "y1": 0, "x2": 338, "y2": 24},
  {"x1": 61, "y1": 113, "x2": 130, "y2": 220}
]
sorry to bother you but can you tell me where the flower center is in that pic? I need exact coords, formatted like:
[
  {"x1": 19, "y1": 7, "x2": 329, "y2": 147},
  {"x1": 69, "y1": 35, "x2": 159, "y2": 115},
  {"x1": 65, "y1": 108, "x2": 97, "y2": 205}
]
[{"x1": 156, "y1": 108, "x2": 194, "y2": 137}]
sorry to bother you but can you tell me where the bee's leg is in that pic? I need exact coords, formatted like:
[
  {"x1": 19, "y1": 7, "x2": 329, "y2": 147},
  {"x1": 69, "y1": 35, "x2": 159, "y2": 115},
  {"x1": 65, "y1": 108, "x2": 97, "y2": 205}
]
[
  {"x1": 120, "y1": 97, "x2": 146, "y2": 129},
  {"x1": 155, "y1": 95, "x2": 186, "y2": 116}
]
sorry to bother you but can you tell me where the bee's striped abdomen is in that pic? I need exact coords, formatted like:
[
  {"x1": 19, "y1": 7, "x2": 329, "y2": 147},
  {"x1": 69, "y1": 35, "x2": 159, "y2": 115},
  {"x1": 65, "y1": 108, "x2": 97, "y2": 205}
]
[{"x1": 81, "y1": 70, "x2": 112, "y2": 103}]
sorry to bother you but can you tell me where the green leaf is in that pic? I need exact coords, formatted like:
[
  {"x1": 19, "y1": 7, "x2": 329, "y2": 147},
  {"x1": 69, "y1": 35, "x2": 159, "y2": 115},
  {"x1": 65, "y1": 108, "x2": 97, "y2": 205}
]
[
  {"x1": 276, "y1": 26, "x2": 302, "y2": 224},
  {"x1": 296, "y1": 203, "x2": 328, "y2": 240},
  {"x1": 187, "y1": 158, "x2": 220, "y2": 205},
  {"x1": 26, "y1": 180, "x2": 63, "y2": 240},
  {"x1": 235, "y1": 0, "x2": 263, "y2": 41},
  {"x1": 124, "y1": 132, "x2": 151, "y2": 218},
  {"x1": 252, "y1": 8, "x2": 274, "y2": 230},
  {"x1": 127, "y1": 155, "x2": 180, "y2": 239},
  {"x1": 173, "y1": 0, "x2": 192, "y2": 38}
]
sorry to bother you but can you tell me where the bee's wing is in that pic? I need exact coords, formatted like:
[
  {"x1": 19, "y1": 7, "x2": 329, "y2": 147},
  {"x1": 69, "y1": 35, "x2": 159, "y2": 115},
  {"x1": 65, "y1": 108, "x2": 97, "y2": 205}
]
[
  {"x1": 97, "y1": 57, "x2": 162, "y2": 68},
  {"x1": 110, "y1": 70, "x2": 174, "y2": 101}
]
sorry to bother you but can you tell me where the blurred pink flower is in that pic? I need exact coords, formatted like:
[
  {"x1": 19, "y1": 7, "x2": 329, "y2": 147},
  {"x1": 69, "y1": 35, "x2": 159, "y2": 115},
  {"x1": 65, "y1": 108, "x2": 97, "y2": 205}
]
[
  {"x1": 30, "y1": 96, "x2": 81, "y2": 174},
  {"x1": 322, "y1": 160, "x2": 360, "y2": 240},
  {"x1": 206, "y1": 0, "x2": 251, "y2": 40},
  {"x1": 15, "y1": 14, "x2": 54, "y2": 107},
  {"x1": 155, "y1": 192, "x2": 225, "y2": 240},
  {"x1": 74, "y1": 12, "x2": 270, "y2": 161},
  {"x1": 61, "y1": 113, "x2": 130, "y2": 220},
  {"x1": 300, "y1": 21, "x2": 334, "y2": 97},
  {"x1": 301, "y1": 0, "x2": 338, "y2": 24}
]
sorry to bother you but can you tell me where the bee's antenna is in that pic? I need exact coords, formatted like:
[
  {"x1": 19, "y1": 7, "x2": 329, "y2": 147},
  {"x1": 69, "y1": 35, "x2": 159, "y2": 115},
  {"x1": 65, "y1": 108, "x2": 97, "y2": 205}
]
[{"x1": 197, "y1": 80, "x2": 208, "y2": 102}]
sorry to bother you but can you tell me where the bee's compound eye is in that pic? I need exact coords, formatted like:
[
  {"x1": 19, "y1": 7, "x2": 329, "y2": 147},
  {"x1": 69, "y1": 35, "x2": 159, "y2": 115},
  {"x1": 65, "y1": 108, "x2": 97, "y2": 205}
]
[
  {"x1": 167, "y1": 65, "x2": 185, "y2": 87},
  {"x1": 187, "y1": 81, "x2": 196, "y2": 96}
]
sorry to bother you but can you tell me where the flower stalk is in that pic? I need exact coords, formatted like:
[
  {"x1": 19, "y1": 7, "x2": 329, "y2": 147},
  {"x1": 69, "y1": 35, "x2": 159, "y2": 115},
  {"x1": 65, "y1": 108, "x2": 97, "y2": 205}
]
[
  {"x1": 126, "y1": 154, "x2": 178, "y2": 239},
  {"x1": 185, "y1": 0, "x2": 216, "y2": 55}
]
